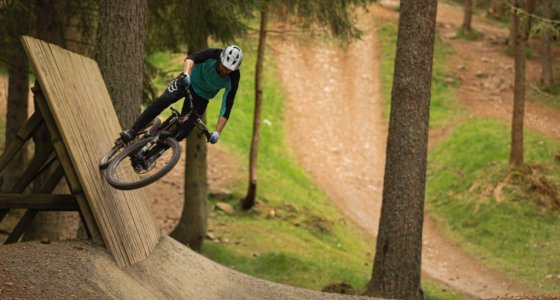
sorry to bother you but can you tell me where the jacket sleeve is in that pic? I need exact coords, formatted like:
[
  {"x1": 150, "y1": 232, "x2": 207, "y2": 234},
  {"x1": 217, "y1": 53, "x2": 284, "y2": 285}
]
[{"x1": 220, "y1": 70, "x2": 240, "y2": 119}]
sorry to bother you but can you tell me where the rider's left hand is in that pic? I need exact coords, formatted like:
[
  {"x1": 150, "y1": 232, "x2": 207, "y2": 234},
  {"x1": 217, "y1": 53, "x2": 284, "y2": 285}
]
[{"x1": 209, "y1": 131, "x2": 220, "y2": 144}]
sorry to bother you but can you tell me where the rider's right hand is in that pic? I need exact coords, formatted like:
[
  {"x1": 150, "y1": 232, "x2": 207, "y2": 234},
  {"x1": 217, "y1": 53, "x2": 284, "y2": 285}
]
[
  {"x1": 209, "y1": 131, "x2": 219, "y2": 144},
  {"x1": 180, "y1": 72, "x2": 191, "y2": 87}
]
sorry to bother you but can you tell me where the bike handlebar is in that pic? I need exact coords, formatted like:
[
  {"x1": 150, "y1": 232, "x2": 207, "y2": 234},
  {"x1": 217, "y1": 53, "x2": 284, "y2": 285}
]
[{"x1": 196, "y1": 118, "x2": 212, "y2": 141}]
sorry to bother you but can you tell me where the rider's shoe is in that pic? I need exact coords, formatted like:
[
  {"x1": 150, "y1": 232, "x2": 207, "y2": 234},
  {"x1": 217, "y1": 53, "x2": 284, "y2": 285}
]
[{"x1": 120, "y1": 129, "x2": 137, "y2": 143}]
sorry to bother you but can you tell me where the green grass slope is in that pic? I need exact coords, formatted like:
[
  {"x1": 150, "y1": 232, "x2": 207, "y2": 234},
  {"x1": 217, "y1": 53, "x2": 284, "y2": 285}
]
[
  {"x1": 190, "y1": 37, "x2": 461, "y2": 298},
  {"x1": 199, "y1": 41, "x2": 375, "y2": 292},
  {"x1": 378, "y1": 18, "x2": 560, "y2": 293}
]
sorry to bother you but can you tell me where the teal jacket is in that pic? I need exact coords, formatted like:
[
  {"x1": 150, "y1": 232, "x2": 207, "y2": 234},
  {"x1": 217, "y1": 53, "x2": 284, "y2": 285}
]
[{"x1": 188, "y1": 48, "x2": 240, "y2": 119}]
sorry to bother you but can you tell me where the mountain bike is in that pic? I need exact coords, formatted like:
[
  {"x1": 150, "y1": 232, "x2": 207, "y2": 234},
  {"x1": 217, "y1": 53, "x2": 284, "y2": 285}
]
[{"x1": 99, "y1": 88, "x2": 210, "y2": 190}]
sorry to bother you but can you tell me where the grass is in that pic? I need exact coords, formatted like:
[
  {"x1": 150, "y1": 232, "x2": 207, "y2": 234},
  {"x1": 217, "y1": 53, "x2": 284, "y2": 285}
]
[
  {"x1": 196, "y1": 40, "x2": 377, "y2": 292},
  {"x1": 504, "y1": 46, "x2": 535, "y2": 60},
  {"x1": 377, "y1": 15, "x2": 560, "y2": 295},
  {"x1": 176, "y1": 19, "x2": 470, "y2": 300},
  {"x1": 456, "y1": 27, "x2": 484, "y2": 41},
  {"x1": 147, "y1": 51, "x2": 184, "y2": 90},
  {"x1": 379, "y1": 19, "x2": 560, "y2": 294},
  {"x1": 426, "y1": 119, "x2": 560, "y2": 291},
  {"x1": 529, "y1": 83, "x2": 560, "y2": 111},
  {"x1": 197, "y1": 36, "x2": 464, "y2": 298}
]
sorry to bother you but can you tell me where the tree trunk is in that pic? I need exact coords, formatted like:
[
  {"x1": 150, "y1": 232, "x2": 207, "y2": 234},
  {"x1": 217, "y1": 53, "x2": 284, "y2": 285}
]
[
  {"x1": 510, "y1": 0, "x2": 526, "y2": 167},
  {"x1": 2, "y1": 47, "x2": 29, "y2": 192},
  {"x1": 525, "y1": 0, "x2": 536, "y2": 39},
  {"x1": 241, "y1": 7, "x2": 268, "y2": 211},
  {"x1": 540, "y1": 0, "x2": 554, "y2": 85},
  {"x1": 96, "y1": 0, "x2": 147, "y2": 129},
  {"x1": 364, "y1": 0, "x2": 437, "y2": 299},
  {"x1": 462, "y1": 0, "x2": 473, "y2": 32},
  {"x1": 170, "y1": 3, "x2": 209, "y2": 251},
  {"x1": 171, "y1": 125, "x2": 208, "y2": 251},
  {"x1": 490, "y1": 0, "x2": 504, "y2": 19},
  {"x1": 508, "y1": 8, "x2": 515, "y2": 48}
]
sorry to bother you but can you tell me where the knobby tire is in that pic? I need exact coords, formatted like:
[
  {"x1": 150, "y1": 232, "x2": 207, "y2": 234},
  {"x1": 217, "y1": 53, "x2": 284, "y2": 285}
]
[
  {"x1": 99, "y1": 143, "x2": 125, "y2": 169},
  {"x1": 105, "y1": 137, "x2": 181, "y2": 190}
]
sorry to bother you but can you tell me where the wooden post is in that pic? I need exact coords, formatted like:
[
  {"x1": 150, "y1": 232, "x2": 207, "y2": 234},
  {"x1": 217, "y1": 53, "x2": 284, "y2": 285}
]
[{"x1": 4, "y1": 210, "x2": 38, "y2": 244}]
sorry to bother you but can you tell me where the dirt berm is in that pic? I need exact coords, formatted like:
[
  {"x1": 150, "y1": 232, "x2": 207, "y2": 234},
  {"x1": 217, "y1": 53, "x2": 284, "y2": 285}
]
[{"x1": 0, "y1": 237, "x2": 373, "y2": 299}]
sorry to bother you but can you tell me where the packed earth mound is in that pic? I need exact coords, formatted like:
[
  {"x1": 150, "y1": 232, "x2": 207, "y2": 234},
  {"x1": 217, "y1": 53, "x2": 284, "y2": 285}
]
[{"x1": 0, "y1": 237, "x2": 372, "y2": 299}]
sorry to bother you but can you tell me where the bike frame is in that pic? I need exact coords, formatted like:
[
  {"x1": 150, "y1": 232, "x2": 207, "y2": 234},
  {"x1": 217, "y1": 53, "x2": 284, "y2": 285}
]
[{"x1": 132, "y1": 89, "x2": 210, "y2": 170}]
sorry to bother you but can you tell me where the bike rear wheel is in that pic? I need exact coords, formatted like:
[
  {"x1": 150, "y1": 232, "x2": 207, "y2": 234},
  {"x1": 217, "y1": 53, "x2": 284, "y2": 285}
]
[{"x1": 105, "y1": 137, "x2": 181, "y2": 190}]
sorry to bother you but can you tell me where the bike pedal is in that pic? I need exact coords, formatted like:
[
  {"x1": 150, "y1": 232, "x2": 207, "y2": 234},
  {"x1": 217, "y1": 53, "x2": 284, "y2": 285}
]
[{"x1": 133, "y1": 164, "x2": 143, "y2": 174}]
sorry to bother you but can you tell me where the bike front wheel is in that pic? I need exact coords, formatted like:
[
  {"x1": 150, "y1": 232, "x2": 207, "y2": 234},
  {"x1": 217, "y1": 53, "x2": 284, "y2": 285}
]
[
  {"x1": 105, "y1": 137, "x2": 181, "y2": 190},
  {"x1": 99, "y1": 142, "x2": 125, "y2": 169}
]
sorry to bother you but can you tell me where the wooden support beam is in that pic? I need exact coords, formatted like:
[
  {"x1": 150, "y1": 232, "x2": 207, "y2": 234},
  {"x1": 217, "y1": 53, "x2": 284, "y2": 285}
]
[
  {"x1": 0, "y1": 112, "x2": 50, "y2": 223},
  {"x1": 4, "y1": 210, "x2": 38, "y2": 244},
  {"x1": 10, "y1": 145, "x2": 54, "y2": 193},
  {"x1": 33, "y1": 88, "x2": 102, "y2": 244},
  {"x1": 0, "y1": 112, "x2": 43, "y2": 174},
  {"x1": 0, "y1": 163, "x2": 74, "y2": 244},
  {"x1": 17, "y1": 111, "x2": 43, "y2": 141},
  {"x1": 0, "y1": 194, "x2": 78, "y2": 211},
  {"x1": 0, "y1": 210, "x2": 7, "y2": 223},
  {"x1": 0, "y1": 162, "x2": 65, "y2": 224},
  {"x1": 39, "y1": 163, "x2": 65, "y2": 193}
]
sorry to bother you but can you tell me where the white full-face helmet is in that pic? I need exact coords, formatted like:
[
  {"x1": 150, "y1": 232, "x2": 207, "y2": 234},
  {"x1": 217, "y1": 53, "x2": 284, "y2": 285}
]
[{"x1": 220, "y1": 45, "x2": 243, "y2": 71}]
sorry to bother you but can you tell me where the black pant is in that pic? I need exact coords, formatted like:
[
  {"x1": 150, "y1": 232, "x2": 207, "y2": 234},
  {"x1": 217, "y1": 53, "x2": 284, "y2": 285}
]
[{"x1": 132, "y1": 75, "x2": 208, "y2": 141}]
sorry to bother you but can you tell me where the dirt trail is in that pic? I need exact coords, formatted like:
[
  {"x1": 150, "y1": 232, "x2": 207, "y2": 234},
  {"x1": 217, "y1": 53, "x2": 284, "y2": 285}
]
[
  {"x1": 436, "y1": 3, "x2": 560, "y2": 140},
  {"x1": 272, "y1": 2, "x2": 551, "y2": 298}
]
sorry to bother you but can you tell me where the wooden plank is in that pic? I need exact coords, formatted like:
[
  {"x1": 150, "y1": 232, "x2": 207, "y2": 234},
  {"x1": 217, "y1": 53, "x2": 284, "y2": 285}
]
[
  {"x1": 0, "y1": 163, "x2": 73, "y2": 240},
  {"x1": 4, "y1": 210, "x2": 38, "y2": 244},
  {"x1": 0, "y1": 112, "x2": 43, "y2": 173},
  {"x1": 0, "y1": 194, "x2": 78, "y2": 211},
  {"x1": 39, "y1": 163, "x2": 65, "y2": 194},
  {"x1": 0, "y1": 210, "x2": 7, "y2": 223},
  {"x1": 10, "y1": 145, "x2": 54, "y2": 193},
  {"x1": 16, "y1": 111, "x2": 43, "y2": 141},
  {"x1": 21, "y1": 36, "x2": 159, "y2": 267}
]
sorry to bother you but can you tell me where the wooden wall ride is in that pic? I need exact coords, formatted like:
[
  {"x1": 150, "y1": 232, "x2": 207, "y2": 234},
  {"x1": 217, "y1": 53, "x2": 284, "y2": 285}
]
[{"x1": 19, "y1": 36, "x2": 159, "y2": 267}]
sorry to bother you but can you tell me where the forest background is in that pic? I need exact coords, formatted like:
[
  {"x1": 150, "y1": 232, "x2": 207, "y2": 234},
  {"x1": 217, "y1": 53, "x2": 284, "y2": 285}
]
[{"x1": 0, "y1": 0, "x2": 559, "y2": 299}]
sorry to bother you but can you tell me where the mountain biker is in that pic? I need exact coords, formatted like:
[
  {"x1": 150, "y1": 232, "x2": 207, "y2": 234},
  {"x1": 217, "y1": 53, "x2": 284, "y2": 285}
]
[{"x1": 120, "y1": 45, "x2": 243, "y2": 144}]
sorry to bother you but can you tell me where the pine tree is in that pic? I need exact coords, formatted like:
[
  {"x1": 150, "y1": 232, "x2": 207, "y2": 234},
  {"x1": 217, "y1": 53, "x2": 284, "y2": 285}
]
[{"x1": 364, "y1": 0, "x2": 437, "y2": 298}]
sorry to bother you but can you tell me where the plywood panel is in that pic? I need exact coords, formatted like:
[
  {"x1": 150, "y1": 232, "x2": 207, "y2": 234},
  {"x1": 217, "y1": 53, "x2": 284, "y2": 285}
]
[{"x1": 21, "y1": 36, "x2": 159, "y2": 267}]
